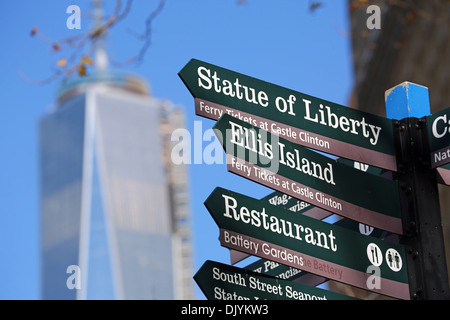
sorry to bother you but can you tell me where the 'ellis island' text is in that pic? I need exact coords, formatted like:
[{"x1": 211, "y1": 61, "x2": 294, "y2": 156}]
[{"x1": 229, "y1": 121, "x2": 336, "y2": 186}]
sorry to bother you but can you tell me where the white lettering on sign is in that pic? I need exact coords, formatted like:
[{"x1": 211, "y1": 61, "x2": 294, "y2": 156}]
[
  {"x1": 211, "y1": 264, "x2": 327, "y2": 300},
  {"x1": 302, "y1": 99, "x2": 382, "y2": 146},
  {"x1": 229, "y1": 121, "x2": 336, "y2": 186},
  {"x1": 213, "y1": 266, "x2": 247, "y2": 287},
  {"x1": 285, "y1": 285, "x2": 327, "y2": 300},
  {"x1": 432, "y1": 114, "x2": 450, "y2": 139},
  {"x1": 196, "y1": 65, "x2": 386, "y2": 150},
  {"x1": 197, "y1": 66, "x2": 269, "y2": 108},
  {"x1": 434, "y1": 149, "x2": 450, "y2": 164},
  {"x1": 221, "y1": 194, "x2": 338, "y2": 252}
]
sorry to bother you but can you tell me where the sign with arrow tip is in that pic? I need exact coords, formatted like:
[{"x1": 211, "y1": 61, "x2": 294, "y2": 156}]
[
  {"x1": 213, "y1": 113, "x2": 403, "y2": 234},
  {"x1": 195, "y1": 260, "x2": 358, "y2": 300},
  {"x1": 179, "y1": 59, "x2": 397, "y2": 171},
  {"x1": 204, "y1": 187, "x2": 410, "y2": 299}
]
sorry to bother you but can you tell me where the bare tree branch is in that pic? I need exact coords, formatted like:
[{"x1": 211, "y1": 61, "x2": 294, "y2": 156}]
[
  {"x1": 21, "y1": 0, "x2": 167, "y2": 85},
  {"x1": 111, "y1": 0, "x2": 166, "y2": 67}
]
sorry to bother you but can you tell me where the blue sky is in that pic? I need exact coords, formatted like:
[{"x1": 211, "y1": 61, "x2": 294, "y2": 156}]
[{"x1": 0, "y1": 0, "x2": 354, "y2": 299}]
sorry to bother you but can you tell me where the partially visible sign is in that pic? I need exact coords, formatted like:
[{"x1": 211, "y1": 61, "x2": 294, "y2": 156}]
[
  {"x1": 244, "y1": 256, "x2": 327, "y2": 288},
  {"x1": 195, "y1": 260, "x2": 357, "y2": 300},
  {"x1": 427, "y1": 106, "x2": 450, "y2": 168}
]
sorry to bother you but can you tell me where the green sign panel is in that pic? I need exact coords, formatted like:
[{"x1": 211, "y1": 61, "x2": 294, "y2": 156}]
[
  {"x1": 205, "y1": 187, "x2": 410, "y2": 299},
  {"x1": 195, "y1": 260, "x2": 357, "y2": 300},
  {"x1": 213, "y1": 114, "x2": 403, "y2": 234},
  {"x1": 243, "y1": 188, "x2": 397, "y2": 288},
  {"x1": 427, "y1": 106, "x2": 450, "y2": 168},
  {"x1": 179, "y1": 59, "x2": 397, "y2": 171}
]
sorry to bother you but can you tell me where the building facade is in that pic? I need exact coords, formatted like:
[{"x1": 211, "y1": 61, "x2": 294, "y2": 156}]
[{"x1": 40, "y1": 72, "x2": 193, "y2": 299}]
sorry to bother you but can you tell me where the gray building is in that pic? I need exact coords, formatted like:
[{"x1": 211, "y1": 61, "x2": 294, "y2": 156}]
[{"x1": 39, "y1": 72, "x2": 193, "y2": 299}]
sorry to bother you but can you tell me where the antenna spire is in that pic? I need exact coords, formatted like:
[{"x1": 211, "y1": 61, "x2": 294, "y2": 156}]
[{"x1": 93, "y1": 0, "x2": 109, "y2": 72}]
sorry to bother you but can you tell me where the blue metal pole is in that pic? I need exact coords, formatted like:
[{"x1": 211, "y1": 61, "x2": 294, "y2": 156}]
[{"x1": 385, "y1": 81, "x2": 430, "y2": 119}]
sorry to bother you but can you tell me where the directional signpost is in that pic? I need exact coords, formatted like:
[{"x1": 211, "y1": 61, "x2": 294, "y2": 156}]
[
  {"x1": 179, "y1": 60, "x2": 450, "y2": 300},
  {"x1": 386, "y1": 82, "x2": 450, "y2": 300},
  {"x1": 204, "y1": 187, "x2": 410, "y2": 299},
  {"x1": 179, "y1": 59, "x2": 398, "y2": 171},
  {"x1": 213, "y1": 114, "x2": 404, "y2": 234},
  {"x1": 194, "y1": 260, "x2": 358, "y2": 300}
]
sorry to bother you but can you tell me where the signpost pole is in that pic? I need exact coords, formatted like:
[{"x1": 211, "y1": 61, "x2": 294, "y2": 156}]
[{"x1": 386, "y1": 82, "x2": 450, "y2": 299}]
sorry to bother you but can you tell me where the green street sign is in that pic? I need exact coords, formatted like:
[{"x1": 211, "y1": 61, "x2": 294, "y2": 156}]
[
  {"x1": 179, "y1": 59, "x2": 397, "y2": 171},
  {"x1": 427, "y1": 106, "x2": 450, "y2": 168},
  {"x1": 213, "y1": 114, "x2": 403, "y2": 234},
  {"x1": 204, "y1": 187, "x2": 410, "y2": 299},
  {"x1": 242, "y1": 187, "x2": 397, "y2": 287},
  {"x1": 195, "y1": 260, "x2": 357, "y2": 300}
]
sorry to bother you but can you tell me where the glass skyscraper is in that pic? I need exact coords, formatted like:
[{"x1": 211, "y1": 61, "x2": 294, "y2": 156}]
[{"x1": 39, "y1": 72, "x2": 193, "y2": 299}]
